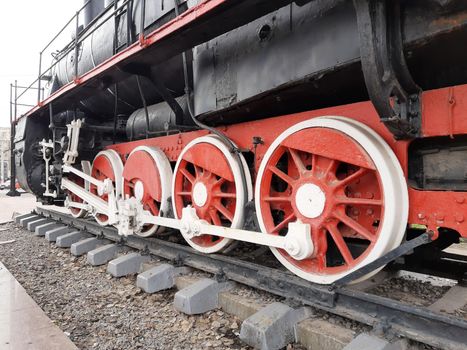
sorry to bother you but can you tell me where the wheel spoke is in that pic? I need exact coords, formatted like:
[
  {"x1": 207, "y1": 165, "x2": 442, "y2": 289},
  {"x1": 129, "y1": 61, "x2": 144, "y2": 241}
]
[
  {"x1": 202, "y1": 169, "x2": 211, "y2": 178},
  {"x1": 215, "y1": 177, "x2": 226, "y2": 186},
  {"x1": 335, "y1": 168, "x2": 369, "y2": 188},
  {"x1": 214, "y1": 203, "x2": 234, "y2": 222},
  {"x1": 333, "y1": 212, "x2": 375, "y2": 242},
  {"x1": 272, "y1": 212, "x2": 296, "y2": 233},
  {"x1": 147, "y1": 200, "x2": 159, "y2": 215},
  {"x1": 194, "y1": 165, "x2": 202, "y2": 178},
  {"x1": 176, "y1": 191, "x2": 191, "y2": 196},
  {"x1": 337, "y1": 197, "x2": 383, "y2": 206},
  {"x1": 311, "y1": 154, "x2": 318, "y2": 177},
  {"x1": 210, "y1": 210, "x2": 222, "y2": 226},
  {"x1": 327, "y1": 224, "x2": 354, "y2": 265},
  {"x1": 288, "y1": 148, "x2": 306, "y2": 174},
  {"x1": 213, "y1": 192, "x2": 236, "y2": 199},
  {"x1": 314, "y1": 227, "x2": 328, "y2": 270},
  {"x1": 315, "y1": 253, "x2": 326, "y2": 271},
  {"x1": 268, "y1": 165, "x2": 295, "y2": 185},
  {"x1": 324, "y1": 159, "x2": 339, "y2": 180},
  {"x1": 180, "y1": 168, "x2": 195, "y2": 184},
  {"x1": 263, "y1": 196, "x2": 291, "y2": 202}
]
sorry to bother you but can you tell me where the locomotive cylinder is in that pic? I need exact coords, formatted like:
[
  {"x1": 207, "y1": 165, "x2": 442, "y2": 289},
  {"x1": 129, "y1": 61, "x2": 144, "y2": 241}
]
[{"x1": 126, "y1": 95, "x2": 190, "y2": 140}]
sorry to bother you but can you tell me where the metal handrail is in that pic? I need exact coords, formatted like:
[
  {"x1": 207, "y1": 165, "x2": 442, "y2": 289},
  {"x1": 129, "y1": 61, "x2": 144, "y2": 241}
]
[
  {"x1": 42, "y1": 0, "x2": 93, "y2": 53},
  {"x1": 14, "y1": 0, "x2": 144, "y2": 121},
  {"x1": 16, "y1": 0, "x2": 93, "y2": 103},
  {"x1": 7, "y1": 0, "x2": 157, "y2": 197}
]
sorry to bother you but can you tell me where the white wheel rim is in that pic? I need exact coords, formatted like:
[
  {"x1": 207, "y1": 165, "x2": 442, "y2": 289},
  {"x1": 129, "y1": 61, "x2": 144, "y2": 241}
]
[
  {"x1": 255, "y1": 116, "x2": 408, "y2": 284},
  {"x1": 172, "y1": 135, "x2": 252, "y2": 253}
]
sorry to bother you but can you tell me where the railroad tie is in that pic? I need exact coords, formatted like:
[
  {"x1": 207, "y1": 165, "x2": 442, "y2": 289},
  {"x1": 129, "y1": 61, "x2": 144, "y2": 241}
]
[
  {"x1": 174, "y1": 278, "x2": 234, "y2": 315},
  {"x1": 137, "y1": 263, "x2": 191, "y2": 294},
  {"x1": 239, "y1": 302, "x2": 312, "y2": 350}
]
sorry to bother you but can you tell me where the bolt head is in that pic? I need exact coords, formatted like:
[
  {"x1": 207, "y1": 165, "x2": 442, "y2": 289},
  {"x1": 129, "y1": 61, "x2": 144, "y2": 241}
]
[
  {"x1": 180, "y1": 221, "x2": 190, "y2": 236},
  {"x1": 285, "y1": 241, "x2": 300, "y2": 256}
]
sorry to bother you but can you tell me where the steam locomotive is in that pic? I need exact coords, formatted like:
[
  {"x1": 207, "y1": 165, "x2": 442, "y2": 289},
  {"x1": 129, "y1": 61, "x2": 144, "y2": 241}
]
[{"x1": 13, "y1": 0, "x2": 467, "y2": 284}]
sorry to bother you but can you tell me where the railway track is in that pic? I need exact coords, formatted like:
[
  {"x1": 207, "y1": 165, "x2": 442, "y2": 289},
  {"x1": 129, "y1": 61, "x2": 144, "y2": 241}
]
[{"x1": 15, "y1": 207, "x2": 467, "y2": 350}]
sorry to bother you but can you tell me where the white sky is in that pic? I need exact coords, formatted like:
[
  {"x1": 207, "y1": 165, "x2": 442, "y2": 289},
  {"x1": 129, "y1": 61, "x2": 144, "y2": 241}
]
[{"x1": 0, "y1": 0, "x2": 82, "y2": 127}]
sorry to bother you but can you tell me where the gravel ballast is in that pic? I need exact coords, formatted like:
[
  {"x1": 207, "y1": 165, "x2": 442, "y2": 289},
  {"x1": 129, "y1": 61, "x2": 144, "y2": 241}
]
[
  {"x1": 367, "y1": 276, "x2": 452, "y2": 307},
  {"x1": 0, "y1": 223, "x2": 251, "y2": 349},
  {"x1": 1, "y1": 221, "x2": 459, "y2": 350},
  {"x1": 0, "y1": 223, "x2": 314, "y2": 350}
]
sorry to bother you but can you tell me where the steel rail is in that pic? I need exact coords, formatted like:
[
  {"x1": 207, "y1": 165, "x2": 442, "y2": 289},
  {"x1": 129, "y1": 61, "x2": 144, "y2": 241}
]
[{"x1": 34, "y1": 207, "x2": 467, "y2": 350}]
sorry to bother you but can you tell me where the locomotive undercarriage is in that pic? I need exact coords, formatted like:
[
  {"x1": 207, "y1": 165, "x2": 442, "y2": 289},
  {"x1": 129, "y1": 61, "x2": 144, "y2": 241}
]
[
  {"x1": 12, "y1": 0, "x2": 467, "y2": 285},
  {"x1": 36, "y1": 83, "x2": 467, "y2": 285}
]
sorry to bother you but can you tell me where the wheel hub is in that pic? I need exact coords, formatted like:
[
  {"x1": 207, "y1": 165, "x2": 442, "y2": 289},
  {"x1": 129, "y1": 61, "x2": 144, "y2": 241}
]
[
  {"x1": 134, "y1": 180, "x2": 145, "y2": 201},
  {"x1": 193, "y1": 182, "x2": 208, "y2": 207},
  {"x1": 294, "y1": 183, "x2": 326, "y2": 219}
]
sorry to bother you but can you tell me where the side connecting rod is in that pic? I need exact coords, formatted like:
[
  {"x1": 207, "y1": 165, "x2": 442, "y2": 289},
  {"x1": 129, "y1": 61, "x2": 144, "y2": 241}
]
[
  {"x1": 62, "y1": 178, "x2": 109, "y2": 214},
  {"x1": 63, "y1": 165, "x2": 105, "y2": 193},
  {"x1": 139, "y1": 207, "x2": 314, "y2": 260},
  {"x1": 61, "y1": 166, "x2": 315, "y2": 260},
  {"x1": 61, "y1": 165, "x2": 119, "y2": 225}
]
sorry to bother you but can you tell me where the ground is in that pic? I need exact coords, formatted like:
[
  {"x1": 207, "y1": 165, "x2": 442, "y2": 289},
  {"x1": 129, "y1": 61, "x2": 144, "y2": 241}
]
[
  {"x1": 0, "y1": 189, "x2": 465, "y2": 349},
  {"x1": 0, "y1": 222, "x2": 253, "y2": 350},
  {"x1": 0, "y1": 192, "x2": 308, "y2": 349},
  {"x1": 0, "y1": 189, "x2": 37, "y2": 224}
]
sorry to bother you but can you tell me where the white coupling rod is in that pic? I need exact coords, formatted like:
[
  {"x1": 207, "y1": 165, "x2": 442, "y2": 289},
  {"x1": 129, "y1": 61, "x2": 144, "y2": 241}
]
[
  {"x1": 62, "y1": 165, "x2": 106, "y2": 194},
  {"x1": 61, "y1": 178, "x2": 109, "y2": 215},
  {"x1": 140, "y1": 207, "x2": 314, "y2": 260}
]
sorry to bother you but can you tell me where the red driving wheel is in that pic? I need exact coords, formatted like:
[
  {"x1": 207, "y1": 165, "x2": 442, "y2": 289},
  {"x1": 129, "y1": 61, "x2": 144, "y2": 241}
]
[
  {"x1": 66, "y1": 173, "x2": 87, "y2": 218},
  {"x1": 172, "y1": 136, "x2": 251, "y2": 253},
  {"x1": 65, "y1": 161, "x2": 91, "y2": 218},
  {"x1": 90, "y1": 150, "x2": 123, "y2": 226},
  {"x1": 256, "y1": 117, "x2": 408, "y2": 284},
  {"x1": 122, "y1": 146, "x2": 172, "y2": 236}
]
